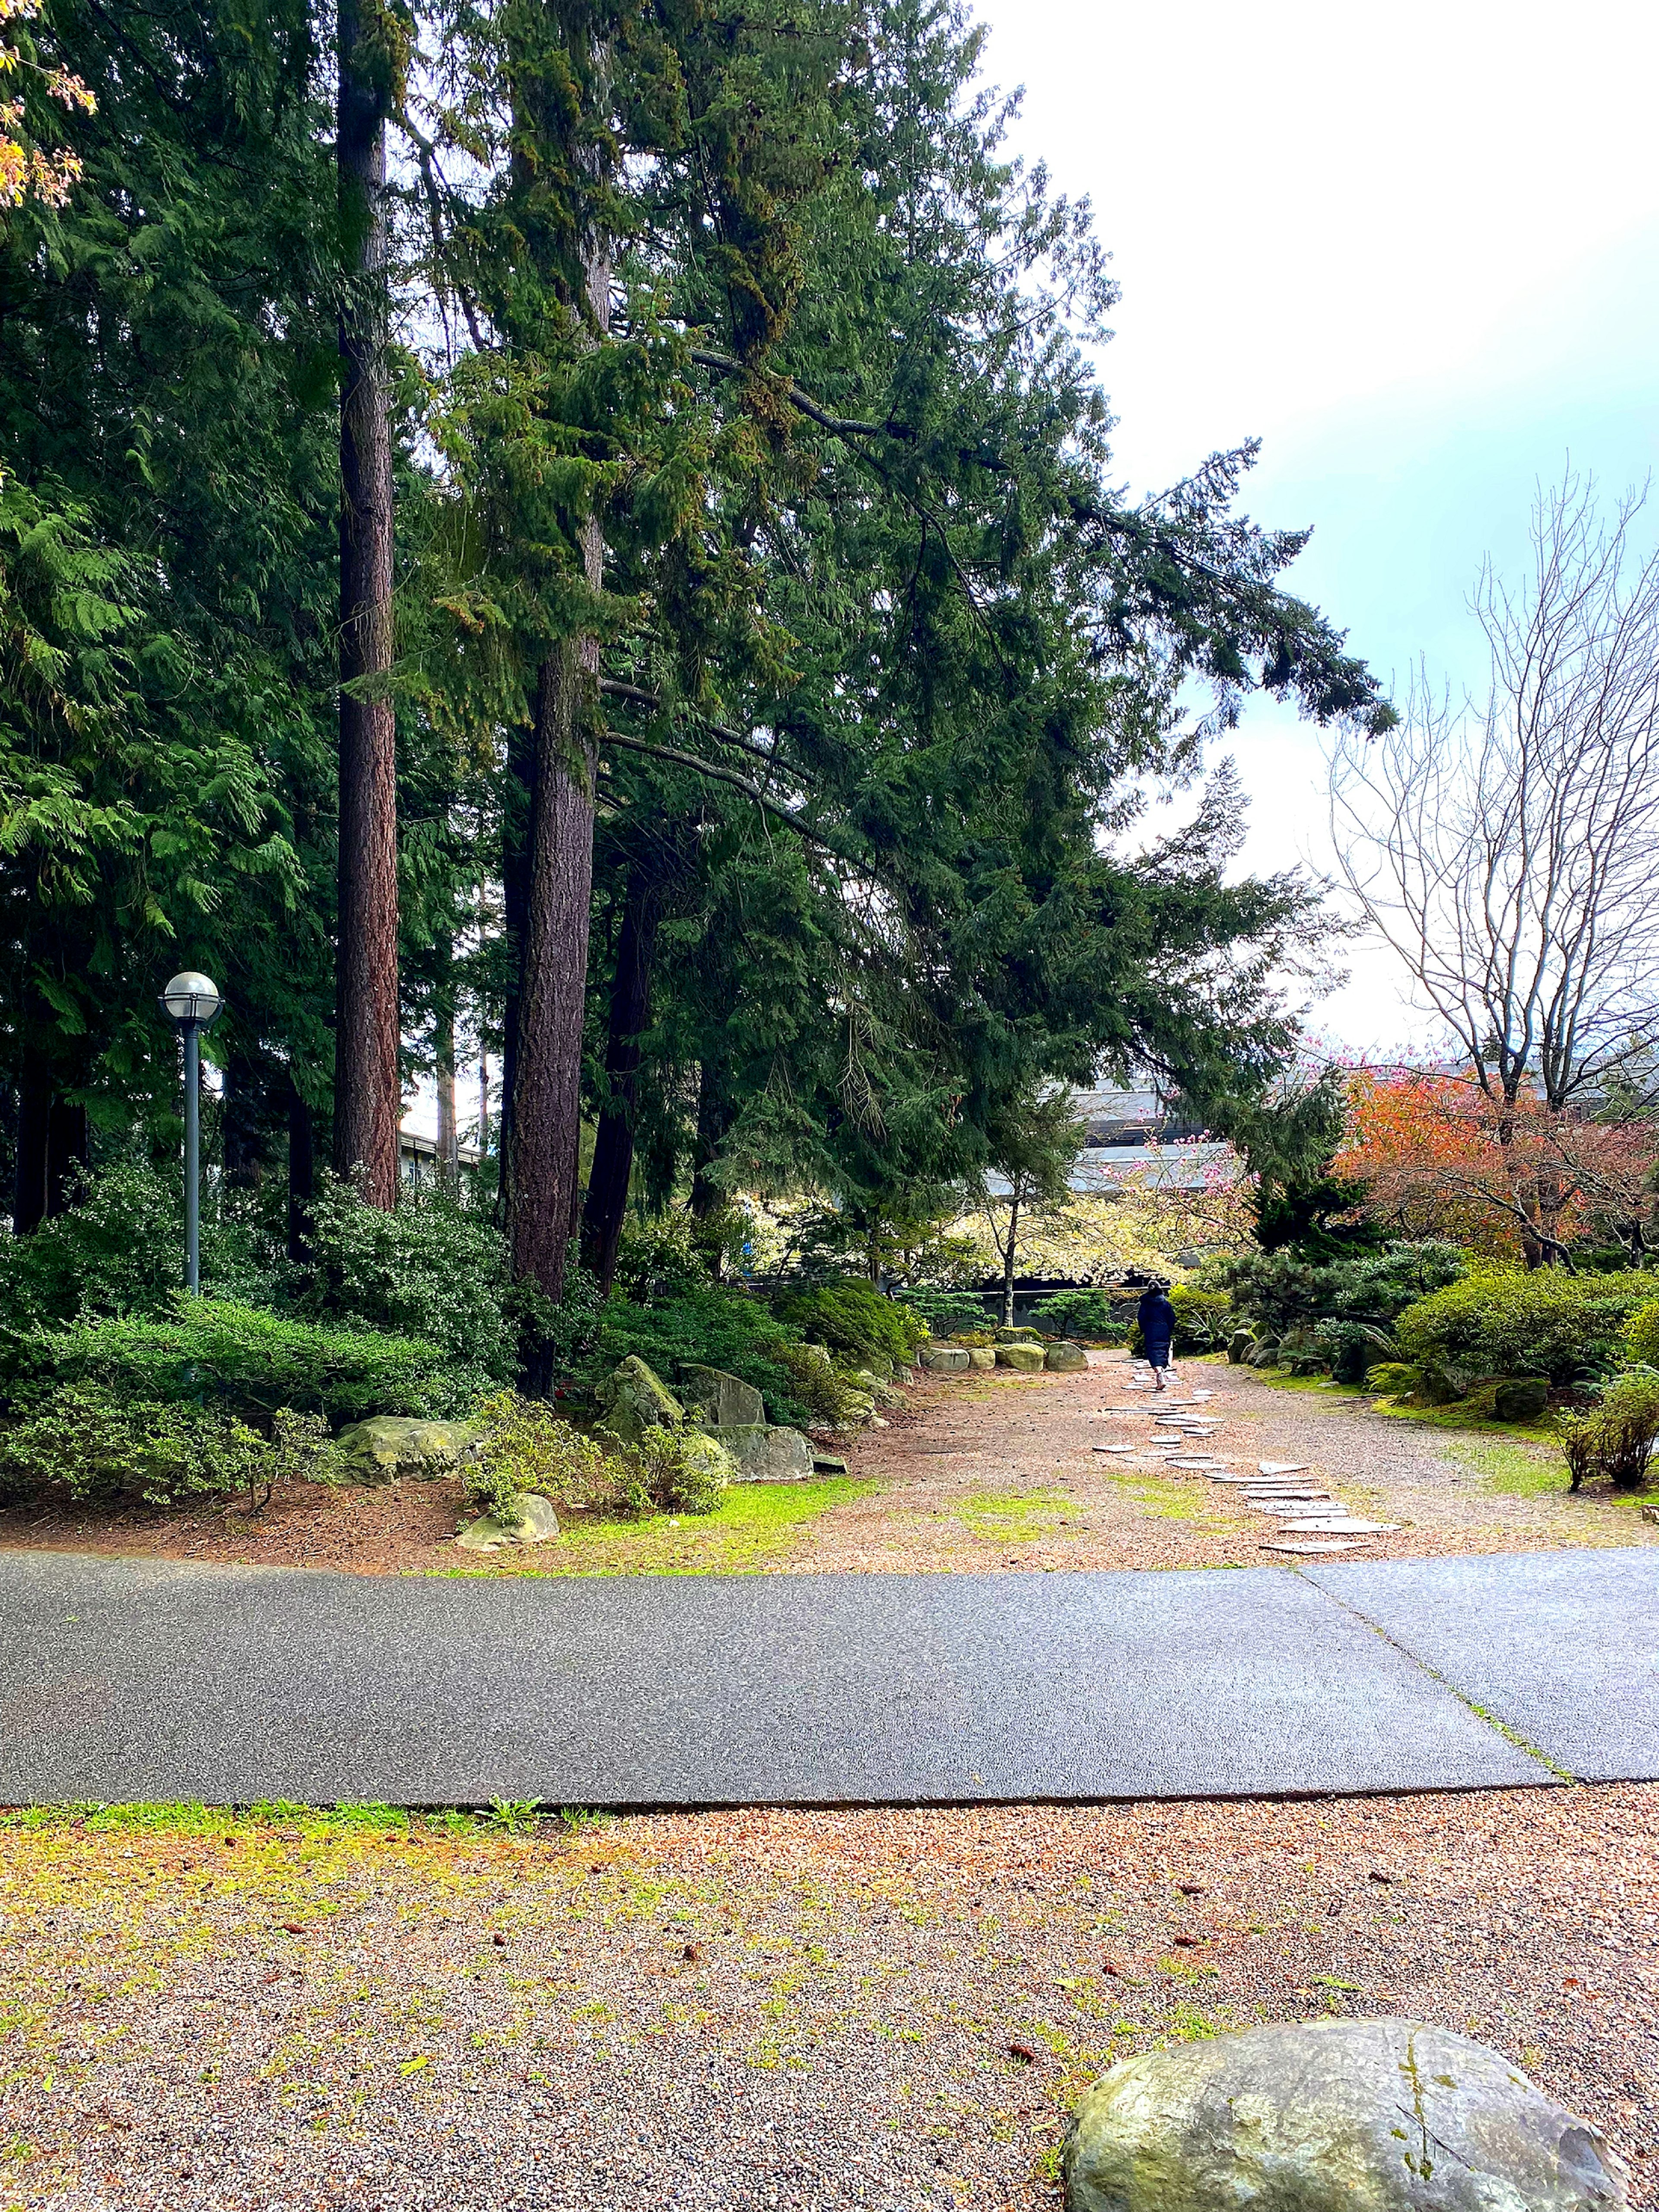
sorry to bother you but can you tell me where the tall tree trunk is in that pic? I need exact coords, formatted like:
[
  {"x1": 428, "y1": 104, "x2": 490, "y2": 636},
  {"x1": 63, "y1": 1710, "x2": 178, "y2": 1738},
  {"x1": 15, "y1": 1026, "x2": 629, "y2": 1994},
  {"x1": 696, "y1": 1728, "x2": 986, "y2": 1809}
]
[
  {"x1": 333, "y1": 0, "x2": 400, "y2": 1208},
  {"x1": 435, "y1": 996, "x2": 458, "y2": 1181},
  {"x1": 1001, "y1": 1193, "x2": 1020, "y2": 1327},
  {"x1": 13, "y1": 1055, "x2": 49, "y2": 1236},
  {"x1": 1496, "y1": 1105, "x2": 1546, "y2": 1269},
  {"x1": 690, "y1": 1056, "x2": 732, "y2": 1224},
  {"x1": 506, "y1": 634, "x2": 601, "y2": 1300},
  {"x1": 582, "y1": 859, "x2": 663, "y2": 1293},
  {"x1": 44, "y1": 1096, "x2": 86, "y2": 1220},
  {"x1": 287, "y1": 1074, "x2": 316, "y2": 1266},
  {"x1": 504, "y1": 197, "x2": 610, "y2": 1300},
  {"x1": 498, "y1": 719, "x2": 531, "y2": 1214}
]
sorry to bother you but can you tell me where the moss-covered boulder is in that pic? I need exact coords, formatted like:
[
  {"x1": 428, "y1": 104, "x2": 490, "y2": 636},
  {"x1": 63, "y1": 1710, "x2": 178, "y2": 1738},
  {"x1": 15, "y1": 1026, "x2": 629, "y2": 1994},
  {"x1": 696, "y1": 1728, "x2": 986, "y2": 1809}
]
[
  {"x1": 1227, "y1": 1328, "x2": 1258, "y2": 1365},
  {"x1": 967, "y1": 1346, "x2": 997, "y2": 1370},
  {"x1": 920, "y1": 1344, "x2": 970, "y2": 1373},
  {"x1": 1062, "y1": 2017, "x2": 1624, "y2": 2212},
  {"x1": 996, "y1": 1342, "x2": 1045, "y2": 1371},
  {"x1": 455, "y1": 1492, "x2": 559, "y2": 1551},
  {"x1": 335, "y1": 1417, "x2": 478, "y2": 1487},
  {"x1": 995, "y1": 1325, "x2": 1042, "y2": 1344},
  {"x1": 678, "y1": 1363, "x2": 764, "y2": 1429},
  {"x1": 597, "y1": 1354, "x2": 683, "y2": 1443},
  {"x1": 1045, "y1": 1341, "x2": 1087, "y2": 1372},
  {"x1": 710, "y1": 1424, "x2": 814, "y2": 1481},
  {"x1": 1494, "y1": 1375, "x2": 1551, "y2": 1422}
]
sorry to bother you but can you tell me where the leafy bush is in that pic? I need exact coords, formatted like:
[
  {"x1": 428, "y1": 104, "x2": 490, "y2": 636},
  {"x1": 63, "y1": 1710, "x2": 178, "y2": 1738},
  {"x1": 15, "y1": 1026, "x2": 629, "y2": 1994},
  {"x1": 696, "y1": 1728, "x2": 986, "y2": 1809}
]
[
  {"x1": 1313, "y1": 1318, "x2": 1399, "y2": 1382},
  {"x1": 1363, "y1": 1361, "x2": 1419, "y2": 1397},
  {"x1": 768, "y1": 1339, "x2": 850, "y2": 1424},
  {"x1": 0, "y1": 1159, "x2": 284, "y2": 1339},
  {"x1": 626, "y1": 1423, "x2": 733, "y2": 1515},
  {"x1": 1625, "y1": 1300, "x2": 1659, "y2": 1368},
  {"x1": 892, "y1": 1286, "x2": 990, "y2": 1336},
  {"x1": 297, "y1": 1176, "x2": 515, "y2": 1395},
  {"x1": 467, "y1": 1391, "x2": 621, "y2": 1522},
  {"x1": 0, "y1": 1384, "x2": 263, "y2": 1508},
  {"x1": 773, "y1": 1281, "x2": 925, "y2": 1367},
  {"x1": 1395, "y1": 1269, "x2": 1659, "y2": 1386},
  {"x1": 1168, "y1": 1285, "x2": 1232, "y2": 1353},
  {"x1": 595, "y1": 1284, "x2": 817, "y2": 1425},
  {"x1": 1560, "y1": 1370, "x2": 1659, "y2": 1492},
  {"x1": 1030, "y1": 1287, "x2": 1125, "y2": 1340},
  {"x1": 13, "y1": 1298, "x2": 473, "y2": 1425},
  {"x1": 1219, "y1": 1240, "x2": 1467, "y2": 1339}
]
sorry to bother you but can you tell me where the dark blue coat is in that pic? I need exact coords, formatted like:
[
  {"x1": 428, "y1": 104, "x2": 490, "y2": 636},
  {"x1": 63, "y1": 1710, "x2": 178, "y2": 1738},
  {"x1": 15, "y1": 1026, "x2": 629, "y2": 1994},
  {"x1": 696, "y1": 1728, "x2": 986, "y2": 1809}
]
[{"x1": 1138, "y1": 1289, "x2": 1175, "y2": 1353}]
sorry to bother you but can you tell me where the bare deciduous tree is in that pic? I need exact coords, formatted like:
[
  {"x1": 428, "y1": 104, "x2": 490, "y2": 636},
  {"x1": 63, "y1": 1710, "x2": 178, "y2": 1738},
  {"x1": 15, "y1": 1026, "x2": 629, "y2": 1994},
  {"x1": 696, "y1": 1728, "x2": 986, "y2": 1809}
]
[{"x1": 1327, "y1": 472, "x2": 1659, "y2": 1265}]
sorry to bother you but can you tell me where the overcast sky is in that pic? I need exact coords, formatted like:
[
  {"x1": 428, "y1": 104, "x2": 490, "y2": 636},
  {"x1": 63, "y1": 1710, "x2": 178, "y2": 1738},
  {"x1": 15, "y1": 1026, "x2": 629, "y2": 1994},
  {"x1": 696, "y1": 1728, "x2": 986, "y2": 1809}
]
[{"x1": 974, "y1": 0, "x2": 1659, "y2": 1051}]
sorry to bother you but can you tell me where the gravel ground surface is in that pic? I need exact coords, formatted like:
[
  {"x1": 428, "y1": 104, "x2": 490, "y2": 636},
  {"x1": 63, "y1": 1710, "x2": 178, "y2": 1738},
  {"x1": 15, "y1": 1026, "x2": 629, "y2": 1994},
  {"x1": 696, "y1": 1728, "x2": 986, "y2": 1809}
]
[
  {"x1": 0, "y1": 1353, "x2": 1650, "y2": 1579},
  {"x1": 2, "y1": 1787, "x2": 1653, "y2": 2209}
]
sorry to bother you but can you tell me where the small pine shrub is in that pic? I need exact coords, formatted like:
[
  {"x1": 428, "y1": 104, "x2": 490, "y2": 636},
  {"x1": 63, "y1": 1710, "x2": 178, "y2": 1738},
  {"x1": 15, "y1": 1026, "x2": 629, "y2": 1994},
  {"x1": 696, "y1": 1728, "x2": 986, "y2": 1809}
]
[
  {"x1": 892, "y1": 1287, "x2": 991, "y2": 1336},
  {"x1": 773, "y1": 1281, "x2": 925, "y2": 1367},
  {"x1": 768, "y1": 1340, "x2": 847, "y2": 1424},
  {"x1": 1560, "y1": 1370, "x2": 1659, "y2": 1492},
  {"x1": 13, "y1": 1298, "x2": 472, "y2": 1425},
  {"x1": 1030, "y1": 1288, "x2": 1124, "y2": 1340},
  {"x1": 1395, "y1": 1269, "x2": 1658, "y2": 1386}
]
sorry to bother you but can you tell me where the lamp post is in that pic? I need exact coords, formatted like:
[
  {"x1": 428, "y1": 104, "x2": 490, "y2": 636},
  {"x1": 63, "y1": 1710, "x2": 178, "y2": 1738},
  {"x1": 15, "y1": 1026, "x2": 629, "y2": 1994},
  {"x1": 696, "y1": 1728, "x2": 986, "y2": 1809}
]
[{"x1": 159, "y1": 972, "x2": 225, "y2": 1294}]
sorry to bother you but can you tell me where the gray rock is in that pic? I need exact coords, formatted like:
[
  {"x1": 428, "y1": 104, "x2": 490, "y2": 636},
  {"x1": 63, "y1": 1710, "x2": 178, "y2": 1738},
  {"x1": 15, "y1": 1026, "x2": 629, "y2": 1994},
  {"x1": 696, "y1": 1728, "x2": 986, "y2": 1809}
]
[
  {"x1": 920, "y1": 1344, "x2": 971, "y2": 1373},
  {"x1": 335, "y1": 1417, "x2": 478, "y2": 1487},
  {"x1": 454, "y1": 1492, "x2": 560, "y2": 1552},
  {"x1": 996, "y1": 1343, "x2": 1045, "y2": 1372},
  {"x1": 995, "y1": 1325, "x2": 1043, "y2": 1344},
  {"x1": 967, "y1": 1346, "x2": 997, "y2": 1370},
  {"x1": 1412, "y1": 1361, "x2": 1466, "y2": 1408},
  {"x1": 811, "y1": 1452, "x2": 849, "y2": 1475},
  {"x1": 845, "y1": 1367, "x2": 904, "y2": 1407},
  {"x1": 1227, "y1": 1328, "x2": 1258, "y2": 1365},
  {"x1": 1494, "y1": 1376, "x2": 1551, "y2": 1422},
  {"x1": 679, "y1": 1363, "x2": 765, "y2": 1429},
  {"x1": 708, "y1": 1424, "x2": 814, "y2": 1481},
  {"x1": 1063, "y1": 2017, "x2": 1625, "y2": 2212},
  {"x1": 597, "y1": 1354, "x2": 683, "y2": 1443},
  {"x1": 1046, "y1": 1341, "x2": 1088, "y2": 1372},
  {"x1": 1248, "y1": 1338, "x2": 1281, "y2": 1367}
]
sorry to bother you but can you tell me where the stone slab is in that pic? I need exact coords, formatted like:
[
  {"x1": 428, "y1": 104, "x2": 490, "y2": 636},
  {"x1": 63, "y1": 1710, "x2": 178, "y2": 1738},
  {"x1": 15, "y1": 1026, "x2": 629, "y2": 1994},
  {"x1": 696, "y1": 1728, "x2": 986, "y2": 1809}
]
[
  {"x1": 1262, "y1": 1539, "x2": 1369, "y2": 1556},
  {"x1": 0, "y1": 1554, "x2": 1552, "y2": 1808},
  {"x1": 1304, "y1": 1548, "x2": 1659, "y2": 1781}
]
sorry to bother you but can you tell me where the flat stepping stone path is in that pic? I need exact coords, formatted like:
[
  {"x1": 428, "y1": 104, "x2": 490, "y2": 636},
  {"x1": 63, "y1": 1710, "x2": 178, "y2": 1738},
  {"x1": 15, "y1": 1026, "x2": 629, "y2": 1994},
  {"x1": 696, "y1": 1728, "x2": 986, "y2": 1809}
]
[
  {"x1": 1262, "y1": 1538, "x2": 1370, "y2": 1555},
  {"x1": 1280, "y1": 1518, "x2": 1401, "y2": 1535},
  {"x1": 1259, "y1": 1462, "x2": 1310, "y2": 1476}
]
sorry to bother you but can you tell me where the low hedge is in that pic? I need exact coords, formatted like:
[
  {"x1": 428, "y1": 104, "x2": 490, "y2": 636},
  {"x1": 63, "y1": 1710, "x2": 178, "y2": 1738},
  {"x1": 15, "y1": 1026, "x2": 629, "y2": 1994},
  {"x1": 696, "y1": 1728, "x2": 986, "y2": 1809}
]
[
  {"x1": 1394, "y1": 1268, "x2": 1659, "y2": 1385},
  {"x1": 8, "y1": 1298, "x2": 471, "y2": 1425}
]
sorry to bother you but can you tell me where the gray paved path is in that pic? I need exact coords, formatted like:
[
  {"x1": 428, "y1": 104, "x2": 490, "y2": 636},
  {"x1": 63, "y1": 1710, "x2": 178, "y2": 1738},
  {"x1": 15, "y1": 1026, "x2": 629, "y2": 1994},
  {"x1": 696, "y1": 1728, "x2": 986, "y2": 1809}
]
[{"x1": 1, "y1": 1548, "x2": 1653, "y2": 1806}]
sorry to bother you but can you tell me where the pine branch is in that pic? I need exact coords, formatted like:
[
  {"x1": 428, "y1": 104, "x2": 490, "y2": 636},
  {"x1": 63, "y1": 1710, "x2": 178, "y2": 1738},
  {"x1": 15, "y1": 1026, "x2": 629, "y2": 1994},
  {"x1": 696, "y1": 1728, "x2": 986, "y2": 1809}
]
[
  {"x1": 597, "y1": 678, "x2": 804, "y2": 779},
  {"x1": 687, "y1": 349, "x2": 915, "y2": 443},
  {"x1": 601, "y1": 730, "x2": 839, "y2": 849}
]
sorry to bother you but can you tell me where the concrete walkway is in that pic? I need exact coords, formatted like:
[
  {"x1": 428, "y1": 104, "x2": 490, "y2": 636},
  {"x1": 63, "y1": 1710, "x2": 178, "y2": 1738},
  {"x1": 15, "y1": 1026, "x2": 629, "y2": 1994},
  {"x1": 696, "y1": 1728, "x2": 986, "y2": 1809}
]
[{"x1": 1, "y1": 1548, "x2": 1654, "y2": 1807}]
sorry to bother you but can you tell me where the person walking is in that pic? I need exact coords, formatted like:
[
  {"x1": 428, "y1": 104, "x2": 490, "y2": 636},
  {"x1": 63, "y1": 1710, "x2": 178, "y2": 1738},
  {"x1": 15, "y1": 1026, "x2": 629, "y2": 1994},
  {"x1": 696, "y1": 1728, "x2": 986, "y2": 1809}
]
[{"x1": 1137, "y1": 1281, "x2": 1177, "y2": 1392}]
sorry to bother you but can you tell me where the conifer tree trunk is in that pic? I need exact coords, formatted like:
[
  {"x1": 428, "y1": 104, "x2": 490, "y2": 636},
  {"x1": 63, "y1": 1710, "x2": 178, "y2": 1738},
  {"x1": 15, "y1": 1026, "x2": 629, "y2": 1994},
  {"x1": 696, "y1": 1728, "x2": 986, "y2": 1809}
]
[
  {"x1": 435, "y1": 1001, "x2": 458, "y2": 1180},
  {"x1": 690, "y1": 1057, "x2": 732, "y2": 1223},
  {"x1": 1001, "y1": 1192, "x2": 1020, "y2": 1327},
  {"x1": 582, "y1": 859, "x2": 663, "y2": 1292},
  {"x1": 13, "y1": 1058, "x2": 50, "y2": 1236},
  {"x1": 333, "y1": 0, "x2": 400, "y2": 1207},
  {"x1": 503, "y1": 192, "x2": 611, "y2": 1302},
  {"x1": 287, "y1": 1074, "x2": 315, "y2": 1265}
]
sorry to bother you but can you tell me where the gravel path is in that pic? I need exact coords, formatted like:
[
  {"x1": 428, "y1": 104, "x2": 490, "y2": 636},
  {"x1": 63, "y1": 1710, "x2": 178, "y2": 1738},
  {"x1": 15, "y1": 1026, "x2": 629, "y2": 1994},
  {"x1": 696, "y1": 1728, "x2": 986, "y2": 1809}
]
[
  {"x1": 3, "y1": 1788, "x2": 1654, "y2": 2209},
  {"x1": 0, "y1": 1352, "x2": 1650, "y2": 1579}
]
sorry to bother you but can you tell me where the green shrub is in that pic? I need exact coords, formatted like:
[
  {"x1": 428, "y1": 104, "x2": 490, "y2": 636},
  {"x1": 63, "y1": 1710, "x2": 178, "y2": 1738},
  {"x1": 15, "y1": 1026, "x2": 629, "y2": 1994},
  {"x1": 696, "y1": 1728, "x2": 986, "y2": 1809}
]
[
  {"x1": 467, "y1": 1391, "x2": 621, "y2": 1522},
  {"x1": 1168, "y1": 1285, "x2": 1232, "y2": 1353},
  {"x1": 773, "y1": 1281, "x2": 925, "y2": 1368},
  {"x1": 1030, "y1": 1288, "x2": 1125, "y2": 1340},
  {"x1": 13, "y1": 1298, "x2": 472, "y2": 1425},
  {"x1": 1560, "y1": 1369, "x2": 1659, "y2": 1491},
  {"x1": 767, "y1": 1340, "x2": 847, "y2": 1424},
  {"x1": 892, "y1": 1286, "x2": 991, "y2": 1336},
  {"x1": 1625, "y1": 1300, "x2": 1659, "y2": 1368},
  {"x1": 1395, "y1": 1269, "x2": 1658, "y2": 1386},
  {"x1": 1219, "y1": 1240, "x2": 1467, "y2": 1338},
  {"x1": 1363, "y1": 1361, "x2": 1419, "y2": 1397},
  {"x1": 0, "y1": 1159, "x2": 284, "y2": 1340},
  {"x1": 595, "y1": 1284, "x2": 816, "y2": 1425},
  {"x1": 297, "y1": 1175, "x2": 515, "y2": 1395},
  {"x1": 1313, "y1": 1318, "x2": 1399, "y2": 1382},
  {"x1": 0, "y1": 1383, "x2": 265, "y2": 1508},
  {"x1": 626, "y1": 1423, "x2": 733, "y2": 1516}
]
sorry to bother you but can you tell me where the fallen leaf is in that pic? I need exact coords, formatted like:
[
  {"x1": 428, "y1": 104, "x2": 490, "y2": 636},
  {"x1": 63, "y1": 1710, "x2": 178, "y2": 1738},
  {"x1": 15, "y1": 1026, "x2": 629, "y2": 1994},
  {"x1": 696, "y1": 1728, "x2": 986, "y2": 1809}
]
[
  {"x1": 1008, "y1": 2039, "x2": 1042, "y2": 2064},
  {"x1": 1367, "y1": 1869, "x2": 1393, "y2": 1885},
  {"x1": 399, "y1": 2055, "x2": 430, "y2": 2076},
  {"x1": 280, "y1": 1923, "x2": 308, "y2": 1936},
  {"x1": 1176, "y1": 1883, "x2": 1205, "y2": 1897},
  {"x1": 1172, "y1": 1934, "x2": 1204, "y2": 1948},
  {"x1": 683, "y1": 1942, "x2": 702, "y2": 1963}
]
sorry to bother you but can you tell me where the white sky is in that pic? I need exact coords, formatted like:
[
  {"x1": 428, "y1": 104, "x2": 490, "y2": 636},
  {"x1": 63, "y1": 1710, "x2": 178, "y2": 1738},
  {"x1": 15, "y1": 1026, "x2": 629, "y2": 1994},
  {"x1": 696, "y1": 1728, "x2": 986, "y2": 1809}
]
[{"x1": 975, "y1": 0, "x2": 1659, "y2": 1051}]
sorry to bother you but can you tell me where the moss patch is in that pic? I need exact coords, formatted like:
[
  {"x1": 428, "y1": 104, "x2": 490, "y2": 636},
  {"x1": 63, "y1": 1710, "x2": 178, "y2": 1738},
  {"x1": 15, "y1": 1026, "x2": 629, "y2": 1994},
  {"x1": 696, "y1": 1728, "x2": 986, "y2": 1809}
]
[
  {"x1": 425, "y1": 1478, "x2": 880, "y2": 1580},
  {"x1": 952, "y1": 1488, "x2": 1087, "y2": 1543},
  {"x1": 1108, "y1": 1473, "x2": 1228, "y2": 1524}
]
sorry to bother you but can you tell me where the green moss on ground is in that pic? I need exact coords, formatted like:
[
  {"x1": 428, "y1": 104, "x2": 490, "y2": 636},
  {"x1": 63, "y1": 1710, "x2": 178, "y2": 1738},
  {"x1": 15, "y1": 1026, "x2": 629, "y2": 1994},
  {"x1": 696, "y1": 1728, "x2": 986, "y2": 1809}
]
[
  {"x1": 426, "y1": 1478, "x2": 880, "y2": 1580},
  {"x1": 952, "y1": 1488, "x2": 1087, "y2": 1543}
]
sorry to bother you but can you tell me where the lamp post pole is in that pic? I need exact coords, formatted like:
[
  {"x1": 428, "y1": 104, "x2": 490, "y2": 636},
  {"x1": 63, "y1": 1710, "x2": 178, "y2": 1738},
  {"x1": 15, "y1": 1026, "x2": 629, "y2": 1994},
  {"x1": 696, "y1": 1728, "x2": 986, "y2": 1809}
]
[{"x1": 160, "y1": 973, "x2": 225, "y2": 1297}]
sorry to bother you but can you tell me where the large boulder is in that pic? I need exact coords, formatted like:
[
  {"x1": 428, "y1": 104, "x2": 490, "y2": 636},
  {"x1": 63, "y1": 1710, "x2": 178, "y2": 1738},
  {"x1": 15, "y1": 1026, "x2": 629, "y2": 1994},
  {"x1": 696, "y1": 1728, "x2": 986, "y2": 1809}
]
[
  {"x1": 1046, "y1": 1341, "x2": 1087, "y2": 1372},
  {"x1": 1227, "y1": 1327, "x2": 1258, "y2": 1365},
  {"x1": 967, "y1": 1346, "x2": 997, "y2": 1370},
  {"x1": 995, "y1": 1325, "x2": 1043, "y2": 1344},
  {"x1": 996, "y1": 1342, "x2": 1045, "y2": 1372},
  {"x1": 709, "y1": 1423, "x2": 815, "y2": 1481},
  {"x1": 920, "y1": 1344, "x2": 971, "y2": 1374},
  {"x1": 846, "y1": 1367, "x2": 904, "y2": 1407},
  {"x1": 1411, "y1": 1361, "x2": 1465, "y2": 1408},
  {"x1": 1495, "y1": 1375, "x2": 1551, "y2": 1422},
  {"x1": 455, "y1": 1492, "x2": 559, "y2": 1552},
  {"x1": 597, "y1": 1354, "x2": 683, "y2": 1443},
  {"x1": 335, "y1": 1417, "x2": 478, "y2": 1487},
  {"x1": 679, "y1": 1363, "x2": 765, "y2": 1429},
  {"x1": 1062, "y1": 2017, "x2": 1625, "y2": 2212}
]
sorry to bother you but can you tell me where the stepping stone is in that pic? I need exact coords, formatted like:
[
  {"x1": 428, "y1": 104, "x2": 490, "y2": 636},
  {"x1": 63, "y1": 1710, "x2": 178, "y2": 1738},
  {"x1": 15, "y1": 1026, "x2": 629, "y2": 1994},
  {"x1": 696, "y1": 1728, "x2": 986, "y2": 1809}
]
[
  {"x1": 1278, "y1": 1517, "x2": 1399, "y2": 1535},
  {"x1": 1168, "y1": 1458, "x2": 1228, "y2": 1468},
  {"x1": 1092, "y1": 1444, "x2": 1135, "y2": 1455},
  {"x1": 1258, "y1": 1462, "x2": 1309, "y2": 1476},
  {"x1": 1261, "y1": 1538, "x2": 1369, "y2": 1555}
]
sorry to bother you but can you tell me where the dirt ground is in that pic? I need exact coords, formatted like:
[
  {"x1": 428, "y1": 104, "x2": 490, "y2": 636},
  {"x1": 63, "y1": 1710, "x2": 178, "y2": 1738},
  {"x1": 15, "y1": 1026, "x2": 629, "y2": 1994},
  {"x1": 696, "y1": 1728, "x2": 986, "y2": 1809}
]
[
  {"x1": 1, "y1": 1351, "x2": 1651, "y2": 1579},
  {"x1": 1, "y1": 1787, "x2": 1653, "y2": 2210}
]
